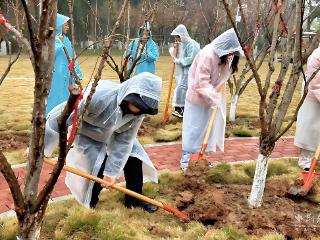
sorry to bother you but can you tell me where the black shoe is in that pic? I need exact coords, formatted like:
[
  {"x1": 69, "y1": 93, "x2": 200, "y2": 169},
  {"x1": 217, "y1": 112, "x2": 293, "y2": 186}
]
[
  {"x1": 124, "y1": 200, "x2": 159, "y2": 213},
  {"x1": 303, "y1": 168, "x2": 310, "y2": 171}
]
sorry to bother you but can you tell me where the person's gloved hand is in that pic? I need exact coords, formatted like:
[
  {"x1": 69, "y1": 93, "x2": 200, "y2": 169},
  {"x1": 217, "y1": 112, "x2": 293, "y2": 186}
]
[
  {"x1": 58, "y1": 34, "x2": 64, "y2": 43},
  {"x1": 102, "y1": 175, "x2": 116, "y2": 188},
  {"x1": 173, "y1": 57, "x2": 181, "y2": 64}
]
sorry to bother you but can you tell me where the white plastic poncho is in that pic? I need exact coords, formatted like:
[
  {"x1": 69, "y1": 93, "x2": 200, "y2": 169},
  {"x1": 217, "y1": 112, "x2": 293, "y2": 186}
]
[
  {"x1": 182, "y1": 28, "x2": 242, "y2": 153},
  {"x1": 210, "y1": 28, "x2": 244, "y2": 58},
  {"x1": 44, "y1": 72, "x2": 162, "y2": 207},
  {"x1": 170, "y1": 24, "x2": 200, "y2": 107}
]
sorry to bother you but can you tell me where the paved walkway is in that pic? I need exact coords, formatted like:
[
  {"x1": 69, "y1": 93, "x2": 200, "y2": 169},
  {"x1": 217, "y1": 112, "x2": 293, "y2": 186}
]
[{"x1": 0, "y1": 137, "x2": 299, "y2": 214}]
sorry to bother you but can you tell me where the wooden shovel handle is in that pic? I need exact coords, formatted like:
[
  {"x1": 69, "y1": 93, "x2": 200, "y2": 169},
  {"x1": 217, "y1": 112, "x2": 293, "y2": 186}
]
[
  {"x1": 162, "y1": 42, "x2": 179, "y2": 123},
  {"x1": 315, "y1": 144, "x2": 320, "y2": 160},
  {"x1": 44, "y1": 157, "x2": 164, "y2": 208},
  {"x1": 199, "y1": 85, "x2": 224, "y2": 155}
]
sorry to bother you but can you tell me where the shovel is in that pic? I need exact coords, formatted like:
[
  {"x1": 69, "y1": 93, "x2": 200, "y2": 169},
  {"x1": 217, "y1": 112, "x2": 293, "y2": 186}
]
[
  {"x1": 190, "y1": 86, "x2": 224, "y2": 161},
  {"x1": 44, "y1": 158, "x2": 190, "y2": 221},
  {"x1": 162, "y1": 42, "x2": 179, "y2": 123},
  {"x1": 189, "y1": 107, "x2": 218, "y2": 161},
  {"x1": 288, "y1": 144, "x2": 320, "y2": 196}
]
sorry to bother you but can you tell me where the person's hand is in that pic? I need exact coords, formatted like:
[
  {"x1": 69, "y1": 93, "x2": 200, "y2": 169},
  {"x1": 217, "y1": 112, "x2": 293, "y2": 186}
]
[
  {"x1": 173, "y1": 42, "x2": 180, "y2": 48},
  {"x1": 101, "y1": 175, "x2": 116, "y2": 188},
  {"x1": 173, "y1": 57, "x2": 180, "y2": 64},
  {"x1": 138, "y1": 42, "x2": 144, "y2": 49},
  {"x1": 58, "y1": 34, "x2": 64, "y2": 42}
]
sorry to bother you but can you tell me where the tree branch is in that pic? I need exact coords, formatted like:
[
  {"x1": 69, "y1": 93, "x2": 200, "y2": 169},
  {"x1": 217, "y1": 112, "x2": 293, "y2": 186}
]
[
  {"x1": 31, "y1": 89, "x2": 81, "y2": 213},
  {"x1": 20, "y1": 0, "x2": 37, "y2": 58},
  {"x1": 272, "y1": 0, "x2": 304, "y2": 137},
  {"x1": 0, "y1": 150, "x2": 24, "y2": 216},
  {"x1": 74, "y1": 0, "x2": 129, "y2": 145},
  {"x1": 222, "y1": 0, "x2": 267, "y2": 136},
  {"x1": 0, "y1": 14, "x2": 34, "y2": 66},
  {"x1": 24, "y1": 1, "x2": 57, "y2": 204},
  {"x1": 0, "y1": 48, "x2": 21, "y2": 86},
  {"x1": 222, "y1": 0, "x2": 263, "y2": 96},
  {"x1": 274, "y1": 66, "x2": 320, "y2": 141}
]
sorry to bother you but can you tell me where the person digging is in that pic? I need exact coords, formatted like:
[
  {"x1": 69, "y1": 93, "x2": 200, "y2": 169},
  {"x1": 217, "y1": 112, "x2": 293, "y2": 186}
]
[{"x1": 44, "y1": 72, "x2": 162, "y2": 213}]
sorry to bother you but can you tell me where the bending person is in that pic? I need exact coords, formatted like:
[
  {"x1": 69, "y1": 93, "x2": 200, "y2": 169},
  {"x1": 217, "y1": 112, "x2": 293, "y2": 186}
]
[
  {"x1": 180, "y1": 29, "x2": 242, "y2": 171},
  {"x1": 44, "y1": 72, "x2": 162, "y2": 212}
]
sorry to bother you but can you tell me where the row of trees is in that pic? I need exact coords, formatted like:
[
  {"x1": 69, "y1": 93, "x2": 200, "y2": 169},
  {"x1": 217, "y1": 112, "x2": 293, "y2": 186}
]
[{"x1": 0, "y1": 0, "x2": 279, "y2": 48}]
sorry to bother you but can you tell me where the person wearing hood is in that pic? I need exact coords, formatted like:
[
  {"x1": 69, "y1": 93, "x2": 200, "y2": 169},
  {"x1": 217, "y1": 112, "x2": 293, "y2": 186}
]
[
  {"x1": 180, "y1": 28, "x2": 242, "y2": 171},
  {"x1": 46, "y1": 13, "x2": 83, "y2": 116},
  {"x1": 44, "y1": 72, "x2": 162, "y2": 212},
  {"x1": 294, "y1": 47, "x2": 320, "y2": 171},
  {"x1": 170, "y1": 24, "x2": 200, "y2": 118},
  {"x1": 125, "y1": 22, "x2": 159, "y2": 76}
]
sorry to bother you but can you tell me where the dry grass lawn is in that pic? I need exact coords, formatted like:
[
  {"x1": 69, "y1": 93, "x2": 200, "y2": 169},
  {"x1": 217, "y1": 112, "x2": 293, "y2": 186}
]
[
  {"x1": 0, "y1": 158, "x2": 313, "y2": 240},
  {"x1": 0, "y1": 53, "x2": 303, "y2": 164}
]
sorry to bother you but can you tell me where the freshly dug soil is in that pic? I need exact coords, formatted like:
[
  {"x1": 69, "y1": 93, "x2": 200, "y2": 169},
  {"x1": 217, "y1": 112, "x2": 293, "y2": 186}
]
[
  {"x1": 174, "y1": 160, "x2": 320, "y2": 239},
  {"x1": 0, "y1": 133, "x2": 29, "y2": 151}
]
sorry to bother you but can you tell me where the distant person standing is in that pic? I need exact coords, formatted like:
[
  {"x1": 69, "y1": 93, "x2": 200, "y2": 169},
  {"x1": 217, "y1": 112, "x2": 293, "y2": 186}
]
[
  {"x1": 46, "y1": 13, "x2": 83, "y2": 116},
  {"x1": 125, "y1": 22, "x2": 159, "y2": 76},
  {"x1": 294, "y1": 47, "x2": 320, "y2": 171},
  {"x1": 170, "y1": 24, "x2": 200, "y2": 118}
]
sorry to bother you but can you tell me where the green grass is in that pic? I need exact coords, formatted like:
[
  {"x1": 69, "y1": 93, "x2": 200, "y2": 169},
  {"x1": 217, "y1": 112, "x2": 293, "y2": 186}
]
[
  {"x1": 232, "y1": 128, "x2": 254, "y2": 137},
  {"x1": 3, "y1": 149, "x2": 27, "y2": 165},
  {"x1": 0, "y1": 54, "x2": 302, "y2": 145},
  {"x1": 0, "y1": 159, "x2": 314, "y2": 240},
  {"x1": 207, "y1": 162, "x2": 252, "y2": 185},
  {"x1": 243, "y1": 161, "x2": 290, "y2": 179}
]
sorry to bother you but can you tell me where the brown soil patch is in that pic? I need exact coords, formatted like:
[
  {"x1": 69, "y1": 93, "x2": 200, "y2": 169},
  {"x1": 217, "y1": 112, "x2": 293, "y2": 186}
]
[
  {"x1": 174, "y1": 160, "x2": 320, "y2": 239},
  {"x1": 138, "y1": 122, "x2": 157, "y2": 137},
  {"x1": 0, "y1": 133, "x2": 29, "y2": 151}
]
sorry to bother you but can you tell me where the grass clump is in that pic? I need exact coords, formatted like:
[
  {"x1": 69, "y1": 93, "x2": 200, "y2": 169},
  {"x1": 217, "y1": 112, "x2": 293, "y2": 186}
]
[
  {"x1": 244, "y1": 161, "x2": 289, "y2": 179},
  {"x1": 3, "y1": 149, "x2": 27, "y2": 165},
  {"x1": 207, "y1": 163, "x2": 252, "y2": 185},
  {"x1": 204, "y1": 227, "x2": 249, "y2": 240},
  {"x1": 154, "y1": 128, "x2": 181, "y2": 142},
  {"x1": 0, "y1": 219, "x2": 17, "y2": 240},
  {"x1": 232, "y1": 128, "x2": 254, "y2": 137}
]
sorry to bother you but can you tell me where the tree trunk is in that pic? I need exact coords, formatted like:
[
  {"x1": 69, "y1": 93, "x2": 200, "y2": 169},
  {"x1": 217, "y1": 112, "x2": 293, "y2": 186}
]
[
  {"x1": 229, "y1": 94, "x2": 239, "y2": 122},
  {"x1": 248, "y1": 153, "x2": 269, "y2": 208},
  {"x1": 17, "y1": 211, "x2": 44, "y2": 240},
  {"x1": 247, "y1": 153, "x2": 269, "y2": 208}
]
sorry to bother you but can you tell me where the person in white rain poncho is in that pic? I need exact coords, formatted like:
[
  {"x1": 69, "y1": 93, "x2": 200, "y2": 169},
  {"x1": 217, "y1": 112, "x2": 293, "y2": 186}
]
[
  {"x1": 44, "y1": 72, "x2": 162, "y2": 212},
  {"x1": 180, "y1": 29, "x2": 242, "y2": 170},
  {"x1": 294, "y1": 47, "x2": 320, "y2": 171},
  {"x1": 170, "y1": 24, "x2": 200, "y2": 118}
]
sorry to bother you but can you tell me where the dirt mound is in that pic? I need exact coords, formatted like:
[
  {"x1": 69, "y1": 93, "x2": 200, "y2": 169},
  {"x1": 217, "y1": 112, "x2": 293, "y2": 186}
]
[
  {"x1": 174, "y1": 164, "x2": 320, "y2": 239},
  {"x1": 0, "y1": 134, "x2": 29, "y2": 151}
]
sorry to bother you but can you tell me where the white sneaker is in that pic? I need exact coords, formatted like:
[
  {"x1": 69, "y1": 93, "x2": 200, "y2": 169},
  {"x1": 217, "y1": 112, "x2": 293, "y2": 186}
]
[
  {"x1": 180, "y1": 166, "x2": 188, "y2": 172},
  {"x1": 171, "y1": 110, "x2": 183, "y2": 118},
  {"x1": 208, "y1": 162, "x2": 215, "y2": 168}
]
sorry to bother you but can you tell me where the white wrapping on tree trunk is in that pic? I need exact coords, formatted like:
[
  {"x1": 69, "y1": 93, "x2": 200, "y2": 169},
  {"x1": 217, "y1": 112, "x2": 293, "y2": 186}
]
[
  {"x1": 248, "y1": 154, "x2": 269, "y2": 208},
  {"x1": 229, "y1": 94, "x2": 239, "y2": 122}
]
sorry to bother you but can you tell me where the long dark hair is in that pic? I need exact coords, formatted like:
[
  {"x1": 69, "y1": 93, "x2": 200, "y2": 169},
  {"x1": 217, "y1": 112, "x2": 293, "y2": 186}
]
[{"x1": 219, "y1": 54, "x2": 240, "y2": 74}]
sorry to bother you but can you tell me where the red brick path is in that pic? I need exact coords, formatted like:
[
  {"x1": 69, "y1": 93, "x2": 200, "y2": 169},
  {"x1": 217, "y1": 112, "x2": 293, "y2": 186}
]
[{"x1": 0, "y1": 137, "x2": 299, "y2": 214}]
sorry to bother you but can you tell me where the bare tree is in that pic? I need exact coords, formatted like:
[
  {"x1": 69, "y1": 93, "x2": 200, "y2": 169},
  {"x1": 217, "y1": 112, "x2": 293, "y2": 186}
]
[
  {"x1": 0, "y1": 0, "x2": 129, "y2": 239},
  {"x1": 227, "y1": 0, "x2": 274, "y2": 122},
  {"x1": 222, "y1": 0, "x2": 313, "y2": 208}
]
